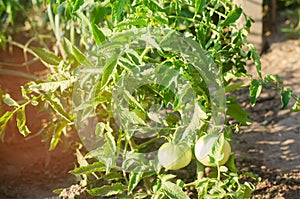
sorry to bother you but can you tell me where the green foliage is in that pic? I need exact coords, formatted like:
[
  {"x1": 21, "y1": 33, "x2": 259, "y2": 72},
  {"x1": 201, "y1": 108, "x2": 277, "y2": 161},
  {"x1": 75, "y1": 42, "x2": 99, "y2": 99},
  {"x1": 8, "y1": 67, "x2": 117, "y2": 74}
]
[
  {"x1": 277, "y1": 0, "x2": 300, "y2": 38},
  {"x1": 0, "y1": 0, "x2": 300, "y2": 198}
]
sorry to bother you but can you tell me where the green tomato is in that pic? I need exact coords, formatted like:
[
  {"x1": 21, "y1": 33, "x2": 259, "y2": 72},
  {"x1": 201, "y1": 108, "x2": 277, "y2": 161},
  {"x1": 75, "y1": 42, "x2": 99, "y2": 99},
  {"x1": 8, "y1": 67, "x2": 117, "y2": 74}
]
[
  {"x1": 194, "y1": 134, "x2": 231, "y2": 167},
  {"x1": 158, "y1": 142, "x2": 192, "y2": 170}
]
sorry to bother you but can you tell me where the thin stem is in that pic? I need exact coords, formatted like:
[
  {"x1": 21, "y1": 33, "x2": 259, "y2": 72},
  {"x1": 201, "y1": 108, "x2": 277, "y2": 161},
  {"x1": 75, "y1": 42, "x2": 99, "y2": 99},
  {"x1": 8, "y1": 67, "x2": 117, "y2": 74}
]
[
  {"x1": 0, "y1": 68, "x2": 39, "y2": 80},
  {"x1": 0, "y1": 58, "x2": 39, "y2": 67}
]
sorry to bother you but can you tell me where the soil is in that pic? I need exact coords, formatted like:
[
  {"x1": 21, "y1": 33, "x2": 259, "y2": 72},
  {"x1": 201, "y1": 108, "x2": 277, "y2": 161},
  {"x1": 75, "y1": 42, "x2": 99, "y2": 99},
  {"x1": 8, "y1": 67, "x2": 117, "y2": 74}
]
[
  {"x1": 0, "y1": 10, "x2": 299, "y2": 199},
  {"x1": 232, "y1": 11, "x2": 300, "y2": 199},
  {"x1": 0, "y1": 37, "x2": 77, "y2": 199}
]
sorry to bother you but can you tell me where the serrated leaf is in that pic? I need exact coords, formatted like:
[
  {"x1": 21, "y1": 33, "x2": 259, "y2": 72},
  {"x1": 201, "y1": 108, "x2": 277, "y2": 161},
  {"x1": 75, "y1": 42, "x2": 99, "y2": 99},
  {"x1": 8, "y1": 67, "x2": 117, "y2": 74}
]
[
  {"x1": 3, "y1": 93, "x2": 19, "y2": 107},
  {"x1": 222, "y1": 7, "x2": 242, "y2": 27},
  {"x1": 161, "y1": 181, "x2": 189, "y2": 199},
  {"x1": 34, "y1": 79, "x2": 75, "y2": 93},
  {"x1": 128, "y1": 166, "x2": 144, "y2": 193},
  {"x1": 92, "y1": 23, "x2": 106, "y2": 46},
  {"x1": 16, "y1": 106, "x2": 30, "y2": 137},
  {"x1": 226, "y1": 101, "x2": 251, "y2": 125},
  {"x1": 249, "y1": 79, "x2": 262, "y2": 106},
  {"x1": 88, "y1": 182, "x2": 125, "y2": 196},
  {"x1": 70, "y1": 162, "x2": 106, "y2": 175},
  {"x1": 281, "y1": 88, "x2": 291, "y2": 109},
  {"x1": 32, "y1": 47, "x2": 62, "y2": 66}
]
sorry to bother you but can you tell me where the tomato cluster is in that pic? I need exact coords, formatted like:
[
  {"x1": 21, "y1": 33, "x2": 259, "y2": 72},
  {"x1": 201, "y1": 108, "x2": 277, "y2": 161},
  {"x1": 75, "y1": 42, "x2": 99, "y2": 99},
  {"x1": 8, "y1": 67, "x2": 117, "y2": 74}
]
[{"x1": 158, "y1": 134, "x2": 231, "y2": 170}]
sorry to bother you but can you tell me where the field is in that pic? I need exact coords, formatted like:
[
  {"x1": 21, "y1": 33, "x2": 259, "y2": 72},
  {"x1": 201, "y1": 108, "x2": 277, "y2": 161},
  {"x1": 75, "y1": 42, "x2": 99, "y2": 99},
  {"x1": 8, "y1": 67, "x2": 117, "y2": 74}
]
[{"x1": 0, "y1": 1, "x2": 299, "y2": 198}]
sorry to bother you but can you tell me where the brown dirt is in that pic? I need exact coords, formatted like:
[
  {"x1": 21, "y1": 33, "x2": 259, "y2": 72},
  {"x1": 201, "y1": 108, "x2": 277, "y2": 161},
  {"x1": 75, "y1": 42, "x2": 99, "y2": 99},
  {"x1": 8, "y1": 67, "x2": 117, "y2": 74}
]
[
  {"x1": 0, "y1": 37, "x2": 76, "y2": 199},
  {"x1": 232, "y1": 11, "x2": 300, "y2": 199}
]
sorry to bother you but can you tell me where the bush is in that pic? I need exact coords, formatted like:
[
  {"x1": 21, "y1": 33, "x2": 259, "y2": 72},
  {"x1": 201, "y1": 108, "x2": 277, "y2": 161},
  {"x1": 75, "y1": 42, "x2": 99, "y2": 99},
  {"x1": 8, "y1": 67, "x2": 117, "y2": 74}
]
[{"x1": 1, "y1": 0, "x2": 299, "y2": 198}]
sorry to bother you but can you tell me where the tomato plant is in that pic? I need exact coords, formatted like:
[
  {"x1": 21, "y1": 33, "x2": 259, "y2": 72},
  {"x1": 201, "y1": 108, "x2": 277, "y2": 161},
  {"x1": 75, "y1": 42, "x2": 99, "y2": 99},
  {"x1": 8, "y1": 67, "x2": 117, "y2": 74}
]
[{"x1": 1, "y1": 0, "x2": 300, "y2": 198}]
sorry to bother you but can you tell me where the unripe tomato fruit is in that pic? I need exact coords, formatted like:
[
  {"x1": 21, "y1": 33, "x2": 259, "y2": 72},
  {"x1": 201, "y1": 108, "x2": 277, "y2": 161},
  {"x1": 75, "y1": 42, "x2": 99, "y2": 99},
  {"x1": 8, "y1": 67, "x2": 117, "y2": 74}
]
[
  {"x1": 158, "y1": 142, "x2": 192, "y2": 170},
  {"x1": 194, "y1": 134, "x2": 231, "y2": 167}
]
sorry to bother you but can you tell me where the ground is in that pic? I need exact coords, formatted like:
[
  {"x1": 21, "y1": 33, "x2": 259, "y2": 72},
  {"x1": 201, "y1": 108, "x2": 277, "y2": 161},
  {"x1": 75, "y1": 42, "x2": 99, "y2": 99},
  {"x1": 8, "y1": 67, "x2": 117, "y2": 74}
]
[{"x1": 0, "y1": 13, "x2": 299, "y2": 199}]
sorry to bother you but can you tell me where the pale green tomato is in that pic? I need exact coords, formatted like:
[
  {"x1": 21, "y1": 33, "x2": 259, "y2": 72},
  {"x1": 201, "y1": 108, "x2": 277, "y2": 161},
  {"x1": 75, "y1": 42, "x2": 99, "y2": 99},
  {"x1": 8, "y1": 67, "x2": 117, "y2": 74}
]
[
  {"x1": 158, "y1": 142, "x2": 192, "y2": 170},
  {"x1": 194, "y1": 134, "x2": 231, "y2": 167}
]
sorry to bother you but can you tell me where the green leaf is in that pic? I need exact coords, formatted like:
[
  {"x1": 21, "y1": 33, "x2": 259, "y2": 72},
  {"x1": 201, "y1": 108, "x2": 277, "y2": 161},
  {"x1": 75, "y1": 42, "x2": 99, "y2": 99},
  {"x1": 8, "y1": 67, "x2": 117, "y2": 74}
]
[
  {"x1": 211, "y1": 133, "x2": 225, "y2": 164},
  {"x1": 3, "y1": 93, "x2": 19, "y2": 107},
  {"x1": 248, "y1": 44, "x2": 262, "y2": 78},
  {"x1": 116, "y1": 19, "x2": 148, "y2": 28},
  {"x1": 281, "y1": 88, "x2": 291, "y2": 109},
  {"x1": 249, "y1": 79, "x2": 262, "y2": 106},
  {"x1": 123, "y1": 90, "x2": 146, "y2": 114},
  {"x1": 242, "y1": 182, "x2": 255, "y2": 198},
  {"x1": 34, "y1": 79, "x2": 75, "y2": 93},
  {"x1": 128, "y1": 166, "x2": 144, "y2": 193},
  {"x1": 195, "y1": 0, "x2": 206, "y2": 14},
  {"x1": 226, "y1": 154, "x2": 238, "y2": 172},
  {"x1": 161, "y1": 181, "x2": 189, "y2": 199},
  {"x1": 70, "y1": 162, "x2": 106, "y2": 175},
  {"x1": 103, "y1": 172, "x2": 123, "y2": 181},
  {"x1": 46, "y1": 94, "x2": 73, "y2": 122},
  {"x1": 226, "y1": 101, "x2": 251, "y2": 125},
  {"x1": 90, "y1": 6, "x2": 105, "y2": 24},
  {"x1": 16, "y1": 106, "x2": 30, "y2": 137},
  {"x1": 100, "y1": 56, "x2": 118, "y2": 89},
  {"x1": 92, "y1": 23, "x2": 106, "y2": 46},
  {"x1": 88, "y1": 182, "x2": 125, "y2": 196},
  {"x1": 291, "y1": 101, "x2": 300, "y2": 112},
  {"x1": 225, "y1": 82, "x2": 247, "y2": 93},
  {"x1": 72, "y1": 0, "x2": 84, "y2": 12},
  {"x1": 49, "y1": 120, "x2": 67, "y2": 151},
  {"x1": 264, "y1": 74, "x2": 281, "y2": 83},
  {"x1": 0, "y1": 32, "x2": 6, "y2": 50},
  {"x1": 143, "y1": 0, "x2": 165, "y2": 12},
  {"x1": 0, "y1": 87, "x2": 3, "y2": 115},
  {"x1": 222, "y1": 7, "x2": 242, "y2": 27},
  {"x1": 134, "y1": 193, "x2": 148, "y2": 199},
  {"x1": 0, "y1": 111, "x2": 15, "y2": 141},
  {"x1": 31, "y1": 47, "x2": 62, "y2": 66},
  {"x1": 111, "y1": 0, "x2": 127, "y2": 23},
  {"x1": 63, "y1": 38, "x2": 93, "y2": 67}
]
